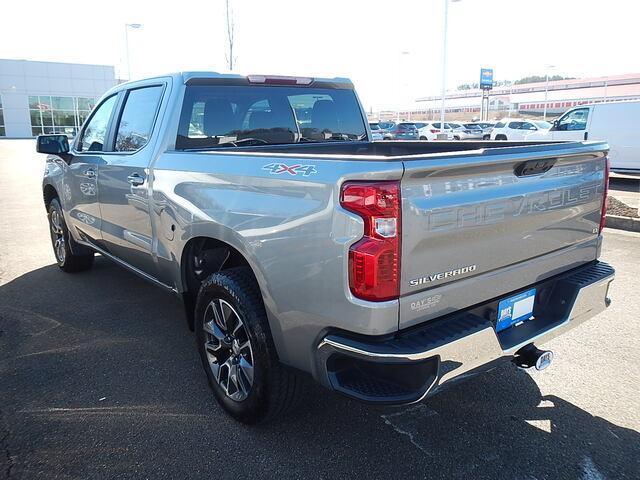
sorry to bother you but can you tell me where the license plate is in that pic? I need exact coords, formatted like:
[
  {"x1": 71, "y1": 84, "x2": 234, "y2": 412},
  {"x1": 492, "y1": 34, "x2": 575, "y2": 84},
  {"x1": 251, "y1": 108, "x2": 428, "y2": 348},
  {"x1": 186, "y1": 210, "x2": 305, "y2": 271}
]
[{"x1": 496, "y1": 288, "x2": 536, "y2": 332}]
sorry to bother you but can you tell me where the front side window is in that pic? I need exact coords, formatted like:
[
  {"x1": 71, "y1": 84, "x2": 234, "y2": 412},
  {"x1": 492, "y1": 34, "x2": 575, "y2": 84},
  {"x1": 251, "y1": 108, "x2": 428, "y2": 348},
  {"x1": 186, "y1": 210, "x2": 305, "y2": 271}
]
[
  {"x1": 494, "y1": 122, "x2": 505, "y2": 128},
  {"x1": 521, "y1": 122, "x2": 537, "y2": 131},
  {"x1": 115, "y1": 86, "x2": 164, "y2": 152},
  {"x1": 556, "y1": 108, "x2": 588, "y2": 131},
  {"x1": 80, "y1": 95, "x2": 117, "y2": 152},
  {"x1": 176, "y1": 84, "x2": 367, "y2": 149},
  {"x1": 508, "y1": 121, "x2": 523, "y2": 129}
]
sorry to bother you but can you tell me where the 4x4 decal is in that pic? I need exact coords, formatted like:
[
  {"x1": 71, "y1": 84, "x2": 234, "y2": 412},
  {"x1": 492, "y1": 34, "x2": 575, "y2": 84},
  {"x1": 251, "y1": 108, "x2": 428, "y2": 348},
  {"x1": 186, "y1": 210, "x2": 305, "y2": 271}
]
[{"x1": 262, "y1": 163, "x2": 317, "y2": 176}]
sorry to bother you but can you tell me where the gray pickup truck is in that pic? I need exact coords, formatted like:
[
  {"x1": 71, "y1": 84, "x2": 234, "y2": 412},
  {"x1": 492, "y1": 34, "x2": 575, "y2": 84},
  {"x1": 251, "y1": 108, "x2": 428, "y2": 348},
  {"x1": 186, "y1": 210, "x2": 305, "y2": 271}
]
[{"x1": 37, "y1": 72, "x2": 615, "y2": 424}]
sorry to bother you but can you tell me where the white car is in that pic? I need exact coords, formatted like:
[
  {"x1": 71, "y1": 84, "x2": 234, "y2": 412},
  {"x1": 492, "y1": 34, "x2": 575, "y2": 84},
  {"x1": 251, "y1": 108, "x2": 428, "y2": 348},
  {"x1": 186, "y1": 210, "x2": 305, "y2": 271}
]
[
  {"x1": 368, "y1": 122, "x2": 384, "y2": 141},
  {"x1": 448, "y1": 122, "x2": 484, "y2": 140},
  {"x1": 526, "y1": 100, "x2": 640, "y2": 173},
  {"x1": 490, "y1": 118, "x2": 552, "y2": 141},
  {"x1": 413, "y1": 122, "x2": 454, "y2": 141}
]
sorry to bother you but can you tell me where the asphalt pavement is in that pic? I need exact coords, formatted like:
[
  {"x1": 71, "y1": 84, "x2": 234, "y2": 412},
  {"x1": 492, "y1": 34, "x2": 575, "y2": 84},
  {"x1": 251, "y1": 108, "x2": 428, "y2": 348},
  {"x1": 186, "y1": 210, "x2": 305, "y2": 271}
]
[{"x1": 1, "y1": 140, "x2": 639, "y2": 480}]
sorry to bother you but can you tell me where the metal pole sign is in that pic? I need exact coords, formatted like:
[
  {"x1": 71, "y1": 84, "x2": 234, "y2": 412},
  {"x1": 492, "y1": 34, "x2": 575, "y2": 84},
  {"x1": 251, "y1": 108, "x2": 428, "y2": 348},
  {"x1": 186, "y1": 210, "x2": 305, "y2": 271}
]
[
  {"x1": 480, "y1": 68, "x2": 494, "y2": 90},
  {"x1": 480, "y1": 68, "x2": 493, "y2": 121}
]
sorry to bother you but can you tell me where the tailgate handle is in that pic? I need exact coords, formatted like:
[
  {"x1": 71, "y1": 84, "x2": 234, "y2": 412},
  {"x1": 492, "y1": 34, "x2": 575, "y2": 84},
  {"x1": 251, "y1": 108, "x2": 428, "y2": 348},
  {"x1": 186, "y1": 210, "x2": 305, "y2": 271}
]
[{"x1": 514, "y1": 159, "x2": 556, "y2": 177}]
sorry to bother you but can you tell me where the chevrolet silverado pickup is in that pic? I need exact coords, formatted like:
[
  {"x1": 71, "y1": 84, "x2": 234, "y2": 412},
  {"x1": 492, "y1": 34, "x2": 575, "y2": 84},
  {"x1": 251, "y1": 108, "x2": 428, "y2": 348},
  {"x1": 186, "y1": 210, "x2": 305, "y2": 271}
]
[{"x1": 37, "y1": 72, "x2": 615, "y2": 424}]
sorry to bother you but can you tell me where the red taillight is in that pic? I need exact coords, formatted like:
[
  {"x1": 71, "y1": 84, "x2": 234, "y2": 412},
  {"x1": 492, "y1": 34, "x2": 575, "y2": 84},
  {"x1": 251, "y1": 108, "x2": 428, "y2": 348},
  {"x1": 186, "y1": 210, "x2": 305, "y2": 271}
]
[
  {"x1": 340, "y1": 181, "x2": 401, "y2": 301},
  {"x1": 430, "y1": 129, "x2": 439, "y2": 134},
  {"x1": 599, "y1": 156, "x2": 610, "y2": 234}
]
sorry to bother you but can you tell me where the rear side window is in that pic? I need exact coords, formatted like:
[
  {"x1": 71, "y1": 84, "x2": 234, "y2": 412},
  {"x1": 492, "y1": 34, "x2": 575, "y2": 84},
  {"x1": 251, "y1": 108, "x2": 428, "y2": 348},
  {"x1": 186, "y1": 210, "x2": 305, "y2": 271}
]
[
  {"x1": 79, "y1": 95, "x2": 117, "y2": 152},
  {"x1": 115, "y1": 86, "x2": 164, "y2": 152},
  {"x1": 508, "y1": 121, "x2": 523, "y2": 129},
  {"x1": 176, "y1": 84, "x2": 366, "y2": 149},
  {"x1": 494, "y1": 122, "x2": 505, "y2": 128}
]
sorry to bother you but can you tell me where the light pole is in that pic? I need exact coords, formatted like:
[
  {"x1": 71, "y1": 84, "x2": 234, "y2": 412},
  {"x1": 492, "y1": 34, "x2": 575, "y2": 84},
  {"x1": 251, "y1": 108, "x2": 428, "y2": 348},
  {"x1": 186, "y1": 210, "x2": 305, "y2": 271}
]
[
  {"x1": 543, "y1": 64, "x2": 555, "y2": 121},
  {"x1": 124, "y1": 23, "x2": 142, "y2": 81},
  {"x1": 440, "y1": 0, "x2": 461, "y2": 132},
  {"x1": 399, "y1": 50, "x2": 411, "y2": 121}
]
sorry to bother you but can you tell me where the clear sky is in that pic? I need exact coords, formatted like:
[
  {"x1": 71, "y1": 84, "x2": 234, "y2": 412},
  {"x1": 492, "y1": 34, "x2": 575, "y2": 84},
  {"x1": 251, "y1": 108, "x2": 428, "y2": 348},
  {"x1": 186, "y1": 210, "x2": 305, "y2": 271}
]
[{"x1": 2, "y1": 0, "x2": 639, "y2": 110}]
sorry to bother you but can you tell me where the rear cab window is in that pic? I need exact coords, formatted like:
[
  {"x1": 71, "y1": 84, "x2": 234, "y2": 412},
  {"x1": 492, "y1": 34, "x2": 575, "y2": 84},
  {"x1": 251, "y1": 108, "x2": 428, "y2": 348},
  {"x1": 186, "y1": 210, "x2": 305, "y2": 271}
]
[
  {"x1": 176, "y1": 83, "x2": 367, "y2": 149},
  {"x1": 115, "y1": 85, "x2": 164, "y2": 152}
]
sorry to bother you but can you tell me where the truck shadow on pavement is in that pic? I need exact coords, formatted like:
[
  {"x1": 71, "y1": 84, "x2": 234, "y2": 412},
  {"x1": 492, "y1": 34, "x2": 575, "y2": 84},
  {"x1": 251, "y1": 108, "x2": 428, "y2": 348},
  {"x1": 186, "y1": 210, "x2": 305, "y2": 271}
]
[{"x1": 1, "y1": 258, "x2": 638, "y2": 479}]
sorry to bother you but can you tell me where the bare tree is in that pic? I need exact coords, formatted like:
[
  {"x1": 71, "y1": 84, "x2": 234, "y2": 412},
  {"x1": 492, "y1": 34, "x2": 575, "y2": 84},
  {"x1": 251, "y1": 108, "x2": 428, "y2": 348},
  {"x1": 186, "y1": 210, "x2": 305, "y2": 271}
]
[{"x1": 225, "y1": 0, "x2": 236, "y2": 71}]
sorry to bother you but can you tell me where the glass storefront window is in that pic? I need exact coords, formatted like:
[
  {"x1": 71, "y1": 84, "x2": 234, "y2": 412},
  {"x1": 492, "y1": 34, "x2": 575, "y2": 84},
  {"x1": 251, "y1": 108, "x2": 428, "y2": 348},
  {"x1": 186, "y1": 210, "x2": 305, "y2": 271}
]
[
  {"x1": 52, "y1": 96, "x2": 74, "y2": 110},
  {"x1": 28, "y1": 95, "x2": 98, "y2": 137},
  {"x1": 77, "y1": 97, "x2": 95, "y2": 110}
]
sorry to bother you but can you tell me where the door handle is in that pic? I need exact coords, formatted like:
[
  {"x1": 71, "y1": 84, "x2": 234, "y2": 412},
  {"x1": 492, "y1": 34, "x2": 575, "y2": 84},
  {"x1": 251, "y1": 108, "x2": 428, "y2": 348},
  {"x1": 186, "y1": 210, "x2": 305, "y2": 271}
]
[
  {"x1": 127, "y1": 173, "x2": 145, "y2": 186},
  {"x1": 584, "y1": 131, "x2": 589, "y2": 140},
  {"x1": 84, "y1": 168, "x2": 96, "y2": 178}
]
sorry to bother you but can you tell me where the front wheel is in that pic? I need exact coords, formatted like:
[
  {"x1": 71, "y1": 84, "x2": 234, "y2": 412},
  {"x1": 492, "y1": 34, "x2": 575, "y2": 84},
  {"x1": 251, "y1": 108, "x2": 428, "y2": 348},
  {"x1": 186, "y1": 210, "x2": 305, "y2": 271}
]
[
  {"x1": 48, "y1": 198, "x2": 94, "y2": 272},
  {"x1": 195, "y1": 267, "x2": 300, "y2": 424},
  {"x1": 419, "y1": 136, "x2": 428, "y2": 141}
]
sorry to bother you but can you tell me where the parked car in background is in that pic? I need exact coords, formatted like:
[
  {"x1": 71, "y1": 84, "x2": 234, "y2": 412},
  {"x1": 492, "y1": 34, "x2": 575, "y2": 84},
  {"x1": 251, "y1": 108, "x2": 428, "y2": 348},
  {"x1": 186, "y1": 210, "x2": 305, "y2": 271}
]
[
  {"x1": 388, "y1": 122, "x2": 419, "y2": 140},
  {"x1": 461, "y1": 124, "x2": 485, "y2": 140},
  {"x1": 414, "y1": 121, "x2": 454, "y2": 140},
  {"x1": 377, "y1": 121, "x2": 396, "y2": 139},
  {"x1": 525, "y1": 100, "x2": 640, "y2": 173},
  {"x1": 470, "y1": 121, "x2": 495, "y2": 140},
  {"x1": 369, "y1": 123, "x2": 384, "y2": 141},
  {"x1": 447, "y1": 122, "x2": 483, "y2": 140},
  {"x1": 490, "y1": 118, "x2": 552, "y2": 141}
]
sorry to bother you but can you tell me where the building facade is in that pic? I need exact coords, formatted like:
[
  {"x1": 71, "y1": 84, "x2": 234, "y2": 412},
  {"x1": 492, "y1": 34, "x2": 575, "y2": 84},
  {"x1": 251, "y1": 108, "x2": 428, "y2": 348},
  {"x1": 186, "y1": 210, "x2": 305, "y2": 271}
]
[
  {"x1": 412, "y1": 73, "x2": 640, "y2": 120},
  {"x1": 0, "y1": 59, "x2": 117, "y2": 138}
]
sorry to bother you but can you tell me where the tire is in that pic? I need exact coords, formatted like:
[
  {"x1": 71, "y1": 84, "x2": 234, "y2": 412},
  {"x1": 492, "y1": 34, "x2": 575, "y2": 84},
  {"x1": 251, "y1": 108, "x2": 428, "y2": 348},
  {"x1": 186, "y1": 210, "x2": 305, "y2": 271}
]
[
  {"x1": 48, "y1": 198, "x2": 94, "y2": 272},
  {"x1": 195, "y1": 267, "x2": 300, "y2": 424},
  {"x1": 454, "y1": 135, "x2": 460, "y2": 141},
  {"x1": 495, "y1": 134, "x2": 507, "y2": 141},
  {"x1": 483, "y1": 134, "x2": 490, "y2": 140},
  {"x1": 419, "y1": 136, "x2": 427, "y2": 141}
]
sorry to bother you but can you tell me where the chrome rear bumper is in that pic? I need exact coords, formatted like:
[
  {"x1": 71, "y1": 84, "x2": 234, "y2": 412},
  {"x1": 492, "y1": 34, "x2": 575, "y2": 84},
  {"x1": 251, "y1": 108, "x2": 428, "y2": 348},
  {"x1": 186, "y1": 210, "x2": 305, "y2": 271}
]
[{"x1": 316, "y1": 261, "x2": 614, "y2": 404}]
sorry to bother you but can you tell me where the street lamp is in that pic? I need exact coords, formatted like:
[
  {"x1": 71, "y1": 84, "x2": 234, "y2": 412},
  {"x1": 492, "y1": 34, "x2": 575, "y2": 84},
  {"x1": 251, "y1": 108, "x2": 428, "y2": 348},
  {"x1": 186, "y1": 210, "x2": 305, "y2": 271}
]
[
  {"x1": 440, "y1": 0, "x2": 461, "y2": 133},
  {"x1": 398, "y1": 50, "x2": 411, "y2": 121},
  {"x1": 124, "y1": 23, "x2": 142, "y2": 81},
  {"x1": 543, "y1": 64, "x2": 556, "y2": 121}
]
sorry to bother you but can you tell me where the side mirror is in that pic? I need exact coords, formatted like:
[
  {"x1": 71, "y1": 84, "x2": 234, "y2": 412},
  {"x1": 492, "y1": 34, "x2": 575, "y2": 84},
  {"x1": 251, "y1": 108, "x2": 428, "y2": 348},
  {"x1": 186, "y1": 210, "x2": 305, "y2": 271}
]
[
  {"x1": 550, "y1": 119, "x2": 559, "y2": 131},
  {"x1": 36, "y1": 135, "x2": 70, "y2": 154}
]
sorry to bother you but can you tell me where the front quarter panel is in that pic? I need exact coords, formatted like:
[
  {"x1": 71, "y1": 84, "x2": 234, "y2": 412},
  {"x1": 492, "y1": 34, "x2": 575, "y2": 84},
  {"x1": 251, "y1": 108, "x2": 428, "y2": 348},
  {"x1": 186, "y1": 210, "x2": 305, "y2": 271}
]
[{"x1": 150, "y1": 151, "x2": 403, "y2": 374}]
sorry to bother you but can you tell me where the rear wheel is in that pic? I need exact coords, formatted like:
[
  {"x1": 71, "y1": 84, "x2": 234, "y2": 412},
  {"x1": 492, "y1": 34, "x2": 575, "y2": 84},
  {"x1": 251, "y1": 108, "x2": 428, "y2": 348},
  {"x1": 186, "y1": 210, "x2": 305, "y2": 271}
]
[
  {"x1": 48, "y1": 198, "x2": 94, "y2": 272},
  {"x1": 495, "y1": 134, "x2": 508, "y2": 140},
  {"x1": 195, "y1": 267, "x2": 300, "y2": 424},
  {"x1": 419, "y1": 136, "x2": 428, "y2": 141}
]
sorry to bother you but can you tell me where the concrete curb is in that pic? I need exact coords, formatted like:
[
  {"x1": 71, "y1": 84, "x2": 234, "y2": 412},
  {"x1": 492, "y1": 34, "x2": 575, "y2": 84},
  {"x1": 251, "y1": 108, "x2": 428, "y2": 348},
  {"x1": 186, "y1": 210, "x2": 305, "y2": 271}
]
[{"x1": 605, "y1": 214, "x2": 640, "y2": 232}]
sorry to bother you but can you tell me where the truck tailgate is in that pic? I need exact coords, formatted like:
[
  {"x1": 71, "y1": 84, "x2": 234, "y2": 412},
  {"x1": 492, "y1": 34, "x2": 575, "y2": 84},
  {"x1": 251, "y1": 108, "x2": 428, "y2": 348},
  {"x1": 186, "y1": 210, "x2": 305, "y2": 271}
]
[{"x1": 399, "y1": 142, "x2": 608, "y2": 329}]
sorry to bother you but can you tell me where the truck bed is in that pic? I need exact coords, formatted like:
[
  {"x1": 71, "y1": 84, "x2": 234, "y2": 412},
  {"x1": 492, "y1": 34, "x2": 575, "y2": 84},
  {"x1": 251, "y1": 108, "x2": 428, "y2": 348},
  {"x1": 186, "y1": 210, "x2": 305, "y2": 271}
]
[{"x1": 193, "y1": 139, "x2": 581, "y2": 159}]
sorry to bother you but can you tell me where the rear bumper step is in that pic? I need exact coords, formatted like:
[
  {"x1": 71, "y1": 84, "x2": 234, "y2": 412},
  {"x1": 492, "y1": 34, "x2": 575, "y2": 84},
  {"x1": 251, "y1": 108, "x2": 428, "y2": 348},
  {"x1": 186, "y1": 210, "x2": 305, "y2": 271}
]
[{"x1": 316, "y1": 261, "x2": 614, "y2": 404}]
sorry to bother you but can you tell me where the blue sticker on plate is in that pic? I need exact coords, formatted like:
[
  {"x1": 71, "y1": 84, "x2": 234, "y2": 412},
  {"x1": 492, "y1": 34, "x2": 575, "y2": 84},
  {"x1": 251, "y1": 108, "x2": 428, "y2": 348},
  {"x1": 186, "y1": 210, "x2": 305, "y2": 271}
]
[{"x1": 496, "y1": 288, "x2": 536, "y2": 332}]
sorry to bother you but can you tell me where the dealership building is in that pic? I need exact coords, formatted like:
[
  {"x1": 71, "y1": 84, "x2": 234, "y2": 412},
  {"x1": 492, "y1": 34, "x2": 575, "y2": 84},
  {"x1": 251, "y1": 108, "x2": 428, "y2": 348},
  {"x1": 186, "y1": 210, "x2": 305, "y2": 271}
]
[
  {"x1": 0, "y1": 59, "x2": 117, "y2": 138},
  {"x1": 413, "y1": 73, "x2": 640, "y2": 119}
]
